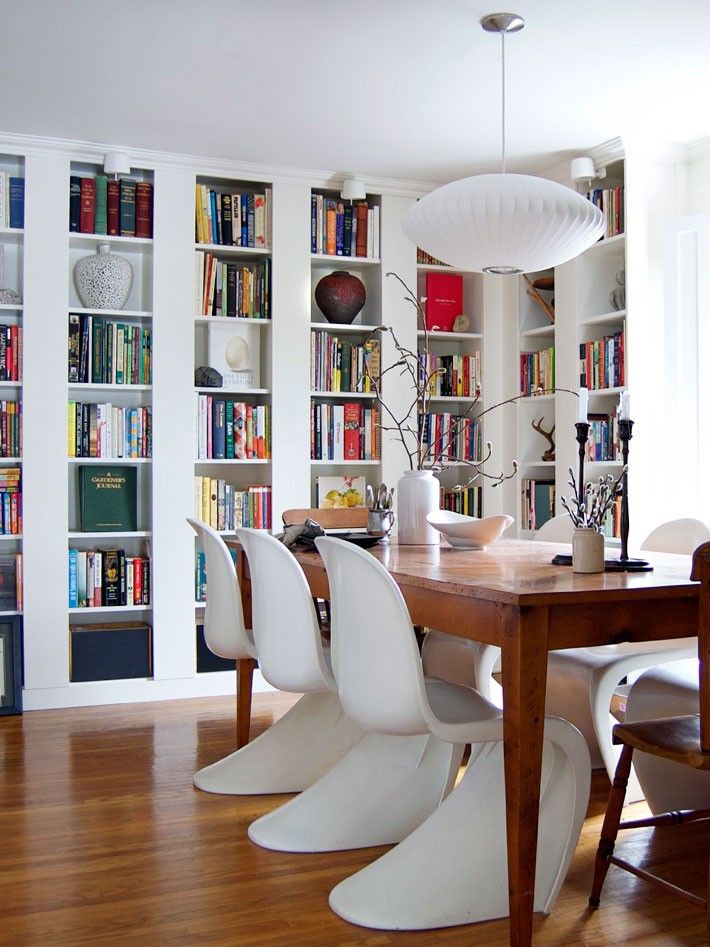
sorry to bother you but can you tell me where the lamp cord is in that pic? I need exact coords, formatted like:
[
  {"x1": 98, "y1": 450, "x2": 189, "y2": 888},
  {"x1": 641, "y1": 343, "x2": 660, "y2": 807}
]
[{"x1": 501, "y1": 28, "x2": 506, "y2": 174}]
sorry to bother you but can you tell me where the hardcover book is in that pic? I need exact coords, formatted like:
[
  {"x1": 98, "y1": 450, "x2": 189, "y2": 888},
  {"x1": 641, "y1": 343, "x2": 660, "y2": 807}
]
[
  {"x1": 424, "y1": 272, "x2": 464, "y2": 332},
  {"x1": 79, "y1": 465, "x2": 137, "y2": 532}
]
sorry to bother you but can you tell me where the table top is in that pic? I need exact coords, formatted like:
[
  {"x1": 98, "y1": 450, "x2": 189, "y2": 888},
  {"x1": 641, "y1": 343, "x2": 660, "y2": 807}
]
[{"x1": 293, "y1": 539, "x2": 699, "y2": 607}]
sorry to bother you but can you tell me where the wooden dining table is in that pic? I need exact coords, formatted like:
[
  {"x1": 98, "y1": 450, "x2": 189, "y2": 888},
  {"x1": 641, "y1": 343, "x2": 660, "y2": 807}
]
[{"x1": 234, "y1": 538, "x2": 710, "y2": 947}]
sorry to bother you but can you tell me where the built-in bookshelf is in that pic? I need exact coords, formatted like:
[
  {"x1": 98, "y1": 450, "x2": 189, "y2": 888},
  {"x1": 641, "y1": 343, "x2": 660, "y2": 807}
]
[
  {"x1": 0, "y1": 154, "x2": 24, "y2": 618},
  {"x1": 416, "y1": 259, "x2": 487, "y2": 515},
  {"x1": 66, "y1": 159, "x2": 155, "y2": 681}
]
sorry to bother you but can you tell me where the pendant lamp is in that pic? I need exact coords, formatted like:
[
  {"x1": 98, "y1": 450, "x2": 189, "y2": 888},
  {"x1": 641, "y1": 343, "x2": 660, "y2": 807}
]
[{"x1": 402, "y1": 13, "x2": 606, "y2": 275}]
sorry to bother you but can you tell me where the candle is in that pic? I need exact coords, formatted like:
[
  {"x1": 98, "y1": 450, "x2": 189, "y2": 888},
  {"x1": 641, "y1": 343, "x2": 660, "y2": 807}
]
[
  {"x1": 577, "y1": 387, "x2": 589, "y2": 422},
  {"x1": 619, "y1": 391, "x2": 630, "y2": 420}
]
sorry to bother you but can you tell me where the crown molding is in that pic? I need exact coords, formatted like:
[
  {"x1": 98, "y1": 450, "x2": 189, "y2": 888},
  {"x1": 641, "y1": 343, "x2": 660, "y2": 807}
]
[{"x1": 0, "y1": 131, "x2": 435, "y2": 198}]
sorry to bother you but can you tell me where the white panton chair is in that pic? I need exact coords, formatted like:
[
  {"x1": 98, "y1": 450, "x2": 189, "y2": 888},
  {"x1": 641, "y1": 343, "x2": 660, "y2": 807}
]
[
  {"x1": 188, "y1": 518, "x2": 361, "y2": 795},
  {"x1": 316, "y1": 536, "x2": 590, "y2": 930}
]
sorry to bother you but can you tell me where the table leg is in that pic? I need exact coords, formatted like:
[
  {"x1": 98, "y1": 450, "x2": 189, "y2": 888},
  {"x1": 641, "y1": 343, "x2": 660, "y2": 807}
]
[
  {"x1": 236, "y1": 657, "x2": 256, "y2": 749},
  {"x1": 500, "y1": 604, "x2": 550, "y2": 947}
]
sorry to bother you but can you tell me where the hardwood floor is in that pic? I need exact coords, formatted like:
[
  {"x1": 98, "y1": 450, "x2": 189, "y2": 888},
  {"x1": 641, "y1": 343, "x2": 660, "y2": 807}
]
[{"x1": 1, "y1": 694, "x2": 708, "y2": 946}]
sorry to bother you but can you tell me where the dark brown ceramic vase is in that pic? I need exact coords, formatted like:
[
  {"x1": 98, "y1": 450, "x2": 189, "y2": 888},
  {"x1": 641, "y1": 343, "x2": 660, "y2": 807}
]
[{"x1": 314, "y1": 271, "x2": 366, "y2": 324}]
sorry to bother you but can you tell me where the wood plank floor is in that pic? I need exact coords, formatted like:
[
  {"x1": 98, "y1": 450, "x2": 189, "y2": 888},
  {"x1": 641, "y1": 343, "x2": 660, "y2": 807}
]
[{"x1": 1, "y1": 694, "x2": 708, "y2": 946}]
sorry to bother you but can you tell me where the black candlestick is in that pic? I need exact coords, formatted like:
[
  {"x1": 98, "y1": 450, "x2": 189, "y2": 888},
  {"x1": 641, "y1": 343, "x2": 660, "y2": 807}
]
[
  {"x1": 575, "y1": 422, "x2": 590, "y2": 510},
  {"x1": 606, "y1": 417, "x2": 652, "y2": 572}
]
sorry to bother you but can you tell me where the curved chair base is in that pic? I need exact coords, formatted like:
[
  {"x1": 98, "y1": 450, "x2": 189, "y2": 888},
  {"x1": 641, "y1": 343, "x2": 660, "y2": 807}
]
[
  {"x1": 626, "y1": 658, "x2": 709, "y2": 814},
  {"x1": 329, "y1": 720, "x2": 590, "y2": 931},
  {"x1": 248, "y1": 732, "x2": 463, "y2": 852},
  {"x1": 422, "y1": 631, "x2": 501, "y2": 707},
  {"x1": 194, "y1": 691, "x2": 363, "y2": 795}
]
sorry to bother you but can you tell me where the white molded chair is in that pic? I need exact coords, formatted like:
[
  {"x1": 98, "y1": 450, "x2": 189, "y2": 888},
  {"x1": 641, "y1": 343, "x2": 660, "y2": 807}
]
[
  {"x1": 545, "y1": 517, "x2": 710, "y2": 798},
  {"x1": 421, "y1": 513, "x2": 574, "y2": 705},
  {"x1": 316, "y1": 535, "x2": 590, "y2": 931},
  {"x1": 625, "y1": 657, "x2": 709, "y2": 814},
  {"x1": 240, "y1": 528, "x2": 464, "y2": 854},
  {"x1": 188, "y1": 518, "x2": 362, "y2": 795}
]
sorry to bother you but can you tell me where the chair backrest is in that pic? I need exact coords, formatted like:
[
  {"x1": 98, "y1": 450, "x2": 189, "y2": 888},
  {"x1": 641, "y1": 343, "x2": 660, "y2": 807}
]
[
  {"x1": 641, "y1": 518, "x2": 710, "y2": 555},
  {"x1": 535, "y1": 513, "x2": 574, "y2": 542},
  {"x1": 315, "y1": 536, "x2": 430, "y2": 736},
  {"x1": 282, "y1": 507, "x2": 368, "y2": 530},
  {"x1": 235, "y1": 528, "x2": 334, "y2": 694},
  {"x1": 186, "y1": 517, "x2": 255, "y2": 661}
]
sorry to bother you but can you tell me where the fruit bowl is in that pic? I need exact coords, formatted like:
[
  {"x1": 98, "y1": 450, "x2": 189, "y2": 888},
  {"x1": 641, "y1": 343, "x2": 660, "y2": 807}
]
[{"x1": 426, "y1": 511, "x2": 515, "y2": 550}]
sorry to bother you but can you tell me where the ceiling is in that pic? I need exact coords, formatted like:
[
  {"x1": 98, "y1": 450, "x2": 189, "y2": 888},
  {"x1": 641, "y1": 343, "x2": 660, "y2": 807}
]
[{"x1": 3, "y1": 0, "x2": 710, "y2": 184}]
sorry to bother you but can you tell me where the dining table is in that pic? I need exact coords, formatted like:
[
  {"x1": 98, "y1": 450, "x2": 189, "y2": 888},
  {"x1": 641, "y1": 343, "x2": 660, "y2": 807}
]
[{"x1": 233, "y1": 537, "x2": 710, "y2": 947}]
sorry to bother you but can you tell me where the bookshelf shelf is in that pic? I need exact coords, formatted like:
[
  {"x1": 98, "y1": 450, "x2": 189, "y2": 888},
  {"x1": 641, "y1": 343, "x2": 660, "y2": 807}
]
[
  {"x1": 0, "y1": 380, "x2": 20, "y2": 389},
  {"x1": 310, "y1": 459, "x2": 380, "y2": 466},
  {"x1": 68, "y1": 530, "x2": 152, "y2": 540},
  {"x1": 580, "y1": 308, "x2": 626, "y2": 326},
  {"x1": 0, "y1": 303, "x2": 22, "y2": 312},
  {"x1": 0, "y1": 532, "x2": 22, "y2": 540},
  {"x1": 417, "y1": 330, "x2": 484, "y2": 342},
  {"x1": 0, "y1": 609, "x2": 20, "y2": 617},
  {"x1": 589, "y1": 385, "x2": 625, "y2": 397},
  {"x1": 194, "y1": 458, "x2": 271, "y2": 465},
  {"x1": 68, "y1": 306, "x2": 153, "y2": 320},
  {"x1": 68, "y1": 383, "x2": 152, "y2": 393},
  {"x1": 520, "y1": 324, "x2": 555, "y2": 338},
  {"x1": 195, "y1": 242, "x2": 270, "y2": 257},
  {"x1": 428, "y1": 395, "x2": 480, "y2": 404},
  {"x1": 311, "y1": 254, "x2": 380, "y2": 268},
  {"x1": 0, "y1": 227, "x2": 23, "y2": 244},
  {"x1": 310, "y1": 390, "x2": 377, "y2": 400},
  {"x1": 68, "y1": 604, "x2": 152, "y2": 615},
  {"x1": 67, "y1": 457, "x2": 152, "y2": 465},
  {"x1": 586, "y1": 232, "x2": 625, "y2": 256},
  {"x1": 69, "y1": 233, "x2": 153, "y2": 248},
  {"x1": 310, "y1": 321, "x2": 376, "y2": 334},
  {"x1": 194, "y1": 315, "x2": 271, "y2": 327},
  {"x1": 520, "y1": 459, "x2": 556, "y2": 468},
  {"x1": 194, "y1": 386, "x2": 269, "y2": 396},
  {"x1": 416, "y1": 263, "x2": 472, "y2": 275}
]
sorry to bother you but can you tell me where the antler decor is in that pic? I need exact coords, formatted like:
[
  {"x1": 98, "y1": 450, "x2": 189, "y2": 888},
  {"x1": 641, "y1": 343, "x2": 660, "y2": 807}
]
[{"x1": 531, "y1": 417, "x2": 555, "y2": 462}]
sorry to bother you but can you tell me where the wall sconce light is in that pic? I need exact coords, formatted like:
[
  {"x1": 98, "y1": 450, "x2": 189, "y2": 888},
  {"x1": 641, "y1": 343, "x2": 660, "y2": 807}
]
[
  {"x1": 103, "y1": 151, "x2": 131, "y2": 178},
  {"x1": 341, "y1": 178, "x2": 366, "y2": 201}
]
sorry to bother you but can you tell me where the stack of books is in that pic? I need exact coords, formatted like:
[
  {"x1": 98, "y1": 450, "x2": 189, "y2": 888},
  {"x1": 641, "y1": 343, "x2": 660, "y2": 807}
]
[{"x1": 69, "y1": 175, "x2": 153, "y2": 237}]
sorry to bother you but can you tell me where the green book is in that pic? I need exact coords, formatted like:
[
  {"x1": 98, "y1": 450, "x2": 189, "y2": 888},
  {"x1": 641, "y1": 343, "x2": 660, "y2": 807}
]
[
  {"x1": 94, "y1": 175, "x2": 108, "y2": 234},
  {"x1": 79, "y1": 465, "x2": 137, "y2": 532}
]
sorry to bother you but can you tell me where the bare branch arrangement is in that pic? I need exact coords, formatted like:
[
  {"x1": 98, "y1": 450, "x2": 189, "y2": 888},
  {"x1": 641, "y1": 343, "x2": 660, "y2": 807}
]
[
  {"x1": 361, "y1": 271, "x2": 575, "y2": 492},
  {"x1": 560, "y1": 466, "x2": 627, "y2": 531}
]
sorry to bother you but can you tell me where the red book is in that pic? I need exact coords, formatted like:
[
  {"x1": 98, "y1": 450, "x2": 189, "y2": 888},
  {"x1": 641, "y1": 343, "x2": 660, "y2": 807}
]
[
  {"x1": 355, "y1": 202, "x2": 368, "y2": 256},
  {"x1": 424, "y1": 272, "x2": 463, "y2": 332},
  {"x1": 343, "y1": 402, "x2": 361, "y2": 460},
  {"x1": 107, "y1": 180, "x2": 121, "y2": 235},
  {"x1": 79, "y1": 177, "x2": 96, "y2": 233},
  {"x1": 135, "y1": 181, "x2": 153, "y2": 238},
  {"x1": 132, "y1": 557, "x2": 143, "y2": 604}
]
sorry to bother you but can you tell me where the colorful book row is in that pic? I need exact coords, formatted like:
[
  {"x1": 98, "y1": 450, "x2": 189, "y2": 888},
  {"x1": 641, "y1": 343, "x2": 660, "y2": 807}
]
[
  {"x1": 311, "y1": 195, "x2": 380, "y2": 258},
  {"x1": 310, "y1": 402, "x2": 380, "y2": 461},
  {"x1": 68, "y1": 548, "x2": 151, "y2": 608},
  {"x1": 586, "y1": 186, "x2": 624, "y2": 240},
  {"x1": 0, "y1": 466, "x2": 21, "y2": 535},
  {"x1": 195, "y1": 396, "x2": 271, "y2": 461},
  {"x1": 310, "y1": 332, "x2": 379, "y2": 393},
  {"x1": 0, "y1": 174, "x2": 24, "y2": 229},
  {"x1": 68, "y1": 403, "x2": 152, "y2": 459},
  {"x1": 521, "y1": 479, "x2": 556, "y2": 531},
  {"x1": 69, "y1": 315, "x2": 152, "y2": 386},
  {"x1": 0, "y1": 401, "x2": 21, "y2": 458},
  {"x1": 0, "y1": 324, "x2": 22, "y2": 381},
  {"x1": 193, "y1": 478, "x2": 272, "y2": 532},
  {"x1": 419, "y1": 413, "x2": 482, "y2": 464},
  {"x1": 586, "y1": 413, "x2": 619, "y2": 462},
  {"x1": 440, "y1": 485, "x2": 483, "y2": 519},
  {"x1": 69, "y1": 175, "x2": 153, "y2": 238},
  {"x1": 520, "y1": 347, "x2": 555, "y2": 396},
  {"x1": 195, "y1": 185, "x2": 271, "y2": 248},
  {"x1": 420, "y1": 351, "x2": 481, "y2": 399},
  {"x1": 416, "y1": 249, "x2": 449, "y2": 266},
  {"x1": 579, "y1": 331, "x2": 624, "y2": 390},
  {"x1": 195, "y1": 252, "x2": 271, "y2": 319},
  {"x1": 0, "y1": 552, "x2": 22, "y2": 610}
]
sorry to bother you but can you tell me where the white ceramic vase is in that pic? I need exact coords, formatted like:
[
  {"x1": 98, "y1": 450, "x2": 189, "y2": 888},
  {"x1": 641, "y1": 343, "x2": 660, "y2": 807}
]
[
  {"x1": 396, "y1": 470, "x2": 440, "y2": 545},
  {"x1": 572, "y1": 527, "x2": 604, "y2": 574},
  {"x1": 73, "y1": 243, "x2": 133, "y2": 310}
]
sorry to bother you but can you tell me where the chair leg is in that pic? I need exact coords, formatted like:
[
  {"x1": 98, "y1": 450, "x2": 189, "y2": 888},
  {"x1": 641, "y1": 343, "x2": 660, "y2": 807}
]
[{"x1": 589, "y1": 743, "x2": 634, "y2": 908}]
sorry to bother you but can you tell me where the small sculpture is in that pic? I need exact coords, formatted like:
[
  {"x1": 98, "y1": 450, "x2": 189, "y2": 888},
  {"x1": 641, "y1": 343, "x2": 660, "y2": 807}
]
[
  {"x1": 609, "y1": 263, "x2": 625, "y2": 311},
  {"x1": 314, "y1": 271, "x2": 366, "y2": 324},
  {"x1": 452, "y1": 314, "x2": 470, "y2": 333},
  {"x1": 532, "y1": 417, "x2": 555, "y2": 462},
  {"x1": 194, "y1": 366, "x2": 223, "y2": 387},
  {"x1": 0, "y1": 246, "x2": 21, "y2": 305}
]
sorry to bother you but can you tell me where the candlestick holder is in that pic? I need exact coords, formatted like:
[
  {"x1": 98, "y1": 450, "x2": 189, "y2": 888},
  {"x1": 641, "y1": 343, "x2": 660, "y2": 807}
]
[
  {"x1": 575, "y1": 421, "x2": 590, "y2": 510},
  {"x1": 605, "y1": 417, "x2": 653, "y2": 572}
]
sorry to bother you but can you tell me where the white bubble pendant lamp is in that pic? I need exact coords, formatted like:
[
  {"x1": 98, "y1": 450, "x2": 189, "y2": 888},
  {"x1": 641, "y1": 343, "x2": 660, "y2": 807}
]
[{"x1": 402, "y1": 13, "x2": 606, "y2": 275}]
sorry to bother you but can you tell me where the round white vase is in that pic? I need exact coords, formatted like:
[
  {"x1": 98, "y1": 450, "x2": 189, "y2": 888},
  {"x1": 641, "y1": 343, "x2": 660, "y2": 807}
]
[
  {"x1": 73, "y1": 243, "x2": 134, "y2": 310},
  {"x1": 396, "y1": 470, "x2": 440, "y2": 545}
]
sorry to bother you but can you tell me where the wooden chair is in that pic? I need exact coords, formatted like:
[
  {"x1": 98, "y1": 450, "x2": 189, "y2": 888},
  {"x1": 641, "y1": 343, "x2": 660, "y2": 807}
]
[{"x1": 589, "y1": 541, "x2": 710, "y2": 932}]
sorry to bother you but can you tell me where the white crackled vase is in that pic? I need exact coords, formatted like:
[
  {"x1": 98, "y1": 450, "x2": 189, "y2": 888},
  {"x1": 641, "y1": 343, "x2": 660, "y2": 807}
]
[
  {"x1": 73, "y1": 243, "x2": 133, "y2": 310},
  {"x1": 396, "y1": 469, "x2": 440, "y2": 545}
]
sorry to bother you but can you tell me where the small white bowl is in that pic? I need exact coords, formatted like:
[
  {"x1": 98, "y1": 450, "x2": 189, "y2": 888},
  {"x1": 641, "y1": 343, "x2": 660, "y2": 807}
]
[{"x1": 426, "y1": 511, "x2": 515, "y2": 550}]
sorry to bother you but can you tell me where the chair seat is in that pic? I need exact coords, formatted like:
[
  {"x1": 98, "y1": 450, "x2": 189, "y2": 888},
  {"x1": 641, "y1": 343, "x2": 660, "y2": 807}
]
[{"x1": 613, "y1": 715, "x2": 710, "y2": 770}]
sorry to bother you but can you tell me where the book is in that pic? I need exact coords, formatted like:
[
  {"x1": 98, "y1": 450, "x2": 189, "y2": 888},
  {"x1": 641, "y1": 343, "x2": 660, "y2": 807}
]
[
  {"x1": 424, "y1": 272, "x2": 463, "y2": 332},
  {"x1": 69, "y1": 175, "x2": 82, "y2": 231},
  {"x1": 79, "y1": 465, "x2": 137, "y2": 532},
  {"x1": 119, "y1": 179, "x2": 137, "y2": 237},
  {"x1": 79, "y1": 177, "x2": 96, "y2": 233},
  {"x1": 135, "y1": 181, "x2": 153, "y2": 238},
  {"x1": 8, "y1": 178, "x2": 24, "y2": 229},
  {"x1": 316, "y1": 475, "x2": 366, "y2": 510},
  {"x1": 94, "y1": 175, "x2": 108, "y2": 234},
  {"x1": 107, "y1": 179, "x2": 120, "y2": 235}
]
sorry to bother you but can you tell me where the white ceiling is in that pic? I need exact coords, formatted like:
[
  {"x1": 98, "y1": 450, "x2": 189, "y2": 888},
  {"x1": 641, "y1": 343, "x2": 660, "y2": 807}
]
[{"x1": 3, "y1": 0, "x2": 710, "y2": 184}]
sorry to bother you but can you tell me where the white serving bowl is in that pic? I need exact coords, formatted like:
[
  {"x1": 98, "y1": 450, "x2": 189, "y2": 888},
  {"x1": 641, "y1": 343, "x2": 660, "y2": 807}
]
[{"x1": 426, "y1": 511, "x2": 515, "y2": 550}]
